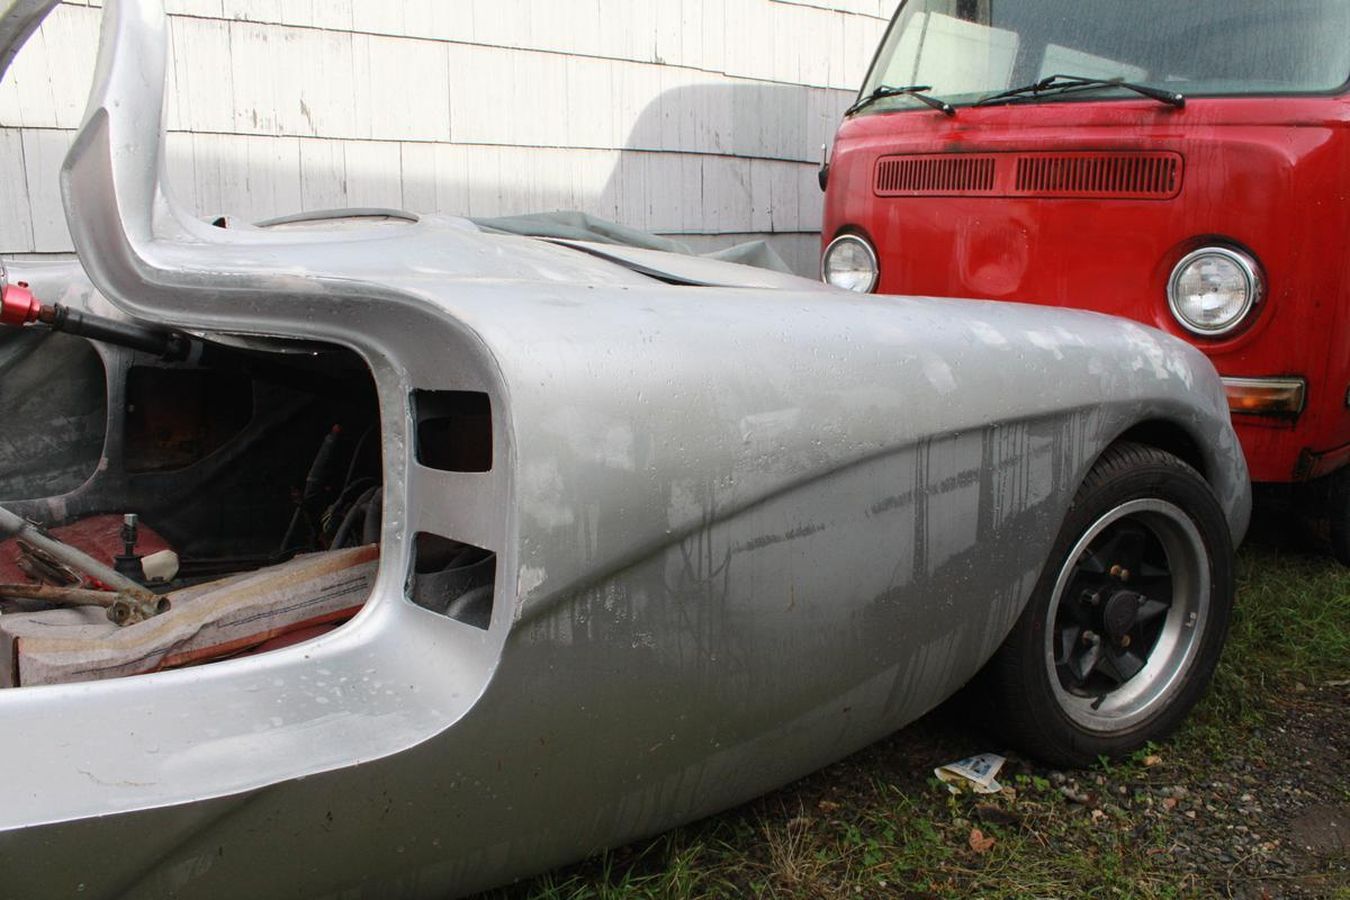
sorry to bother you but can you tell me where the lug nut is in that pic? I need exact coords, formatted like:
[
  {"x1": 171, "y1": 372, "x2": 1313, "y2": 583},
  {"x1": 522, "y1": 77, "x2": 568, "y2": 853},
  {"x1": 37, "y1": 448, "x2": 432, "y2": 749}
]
[{"x1": 1109, "y1": 564, "x2": 1131, "y2": 582}]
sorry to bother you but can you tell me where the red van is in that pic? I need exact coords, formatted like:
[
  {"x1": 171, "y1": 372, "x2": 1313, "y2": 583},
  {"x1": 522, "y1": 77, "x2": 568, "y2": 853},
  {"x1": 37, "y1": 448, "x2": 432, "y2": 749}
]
[{"x1": 821, "y1": 0, "x2": 1349, "y2": 561}]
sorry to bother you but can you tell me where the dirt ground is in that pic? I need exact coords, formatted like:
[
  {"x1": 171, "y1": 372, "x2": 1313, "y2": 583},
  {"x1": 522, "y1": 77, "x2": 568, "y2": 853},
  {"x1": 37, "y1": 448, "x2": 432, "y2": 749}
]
[{"x1": 795, "y1": 679, "x2": 1350, "y2": 898}]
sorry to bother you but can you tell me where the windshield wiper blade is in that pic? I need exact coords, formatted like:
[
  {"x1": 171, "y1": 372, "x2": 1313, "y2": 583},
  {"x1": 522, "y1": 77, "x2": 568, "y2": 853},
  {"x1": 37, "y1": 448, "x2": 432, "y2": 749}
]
[
  {"x1": 846, "y1": 84, "x2": 955, "y2": 117},
  {"x1": 975, "y1": 74, "x2": 1184, "y2": 108}
]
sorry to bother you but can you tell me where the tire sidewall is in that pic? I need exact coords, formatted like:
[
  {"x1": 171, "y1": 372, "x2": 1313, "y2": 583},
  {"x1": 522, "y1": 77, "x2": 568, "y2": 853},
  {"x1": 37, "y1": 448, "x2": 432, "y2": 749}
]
[
  {"x1": 1329, "y1": 466, "x2": 1350, "y2": 566},
  {"x1": 1007, "y1": 448, "x2": 1235, "y2": 765}
]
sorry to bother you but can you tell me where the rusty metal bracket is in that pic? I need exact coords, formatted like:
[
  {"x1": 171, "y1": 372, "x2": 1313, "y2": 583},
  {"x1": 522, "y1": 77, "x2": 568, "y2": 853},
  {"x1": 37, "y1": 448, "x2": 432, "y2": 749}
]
[{"x1": 0, "y1": 505, "x2": 168, "y2": 625}]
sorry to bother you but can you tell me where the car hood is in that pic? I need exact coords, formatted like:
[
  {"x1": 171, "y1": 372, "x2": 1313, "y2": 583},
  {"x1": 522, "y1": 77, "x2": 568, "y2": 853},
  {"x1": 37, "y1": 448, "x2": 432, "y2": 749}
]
[
  {"x1": 233, "y1": 211, "x2": 831, "y2": 291},
  {"x1": 544, "y1": 238, "x2": 830, "y2": 290},
  {"x1": 0, "y1": 0, "x2": 56, "y2": 77}
]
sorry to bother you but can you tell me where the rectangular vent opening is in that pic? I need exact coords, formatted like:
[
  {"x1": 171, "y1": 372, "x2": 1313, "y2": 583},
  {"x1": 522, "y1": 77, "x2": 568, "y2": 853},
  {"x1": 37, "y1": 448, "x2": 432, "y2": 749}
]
[
  {"x1": 414, "y1": 390, "x2": 492, "y2": 472},
  {"x1": 873, "y1": 151, "x2": 1182, "y2": 199},
  {"x1": 408, "y1": 532, "x2": 496, "y2": 629},
  {"x1": 875, "y1": 155, "x2": 997, "y2": 196},
  {"x1": 1014, "y1": 153, "x2": 1179, "y2": 198}
]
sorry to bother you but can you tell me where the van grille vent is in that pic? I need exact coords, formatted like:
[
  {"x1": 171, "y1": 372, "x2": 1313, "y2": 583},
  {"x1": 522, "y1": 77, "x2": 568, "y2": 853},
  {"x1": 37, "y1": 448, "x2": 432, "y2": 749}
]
[
  {"x1": 874, "y1": 156, "x2": 997, "y2": 195},
  {"x1": 873, "y1": 151, "x2": 1182, "y2": 199},
  {"x1": 1014, "y1": 153, "x2": 1180, "y2": 197}
]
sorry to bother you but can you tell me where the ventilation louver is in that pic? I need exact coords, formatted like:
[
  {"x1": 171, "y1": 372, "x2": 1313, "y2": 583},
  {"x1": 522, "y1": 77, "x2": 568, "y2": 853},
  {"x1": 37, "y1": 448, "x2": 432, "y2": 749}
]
[{"x1": 874, "y1": 151, "x2": 1182, "y2": 199}]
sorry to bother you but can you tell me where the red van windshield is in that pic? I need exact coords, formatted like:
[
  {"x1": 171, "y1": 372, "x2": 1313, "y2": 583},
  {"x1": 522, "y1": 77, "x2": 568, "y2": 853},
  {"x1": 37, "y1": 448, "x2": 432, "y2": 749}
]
[{"x1": 860, "y1": 0, "x2": 1350, "y2": 112}]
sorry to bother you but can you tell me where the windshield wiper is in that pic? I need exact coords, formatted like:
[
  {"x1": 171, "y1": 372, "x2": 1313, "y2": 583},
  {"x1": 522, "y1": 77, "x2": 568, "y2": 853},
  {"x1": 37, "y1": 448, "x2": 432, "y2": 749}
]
[
  {"x1": 846, "y1": 84, "x2": 955, "y2": 118},
  {"x1": 975, "y1": 74, "x2": 1184, "y2": 108}
]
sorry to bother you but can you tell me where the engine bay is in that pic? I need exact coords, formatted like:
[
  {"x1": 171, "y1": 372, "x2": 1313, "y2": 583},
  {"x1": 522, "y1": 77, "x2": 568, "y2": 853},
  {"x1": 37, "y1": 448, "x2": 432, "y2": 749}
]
[{"x1": 0, "y1": 300, "x2": 389, "y2": 686}]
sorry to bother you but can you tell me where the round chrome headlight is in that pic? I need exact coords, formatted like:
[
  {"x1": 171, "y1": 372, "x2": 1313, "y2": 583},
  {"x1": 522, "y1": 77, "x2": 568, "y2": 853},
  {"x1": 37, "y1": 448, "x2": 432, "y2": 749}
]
[
  {"x1": 822, "y1": 234, "x2": 879, "y2": 293},
  {"x1": 1167, "y1": 247, "x2": 1263, "y2": 337}
]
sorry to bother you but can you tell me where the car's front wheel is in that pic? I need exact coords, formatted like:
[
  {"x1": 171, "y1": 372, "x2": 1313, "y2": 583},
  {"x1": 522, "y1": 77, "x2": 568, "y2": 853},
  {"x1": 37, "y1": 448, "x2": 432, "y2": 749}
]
[{"x1": 985, "y1": 443, "x2": 1235, "y2": 767}]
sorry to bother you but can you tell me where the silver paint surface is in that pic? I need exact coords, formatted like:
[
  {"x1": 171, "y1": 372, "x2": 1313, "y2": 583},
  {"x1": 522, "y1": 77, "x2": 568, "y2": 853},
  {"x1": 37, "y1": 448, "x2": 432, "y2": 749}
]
[{"x1": 0, "y1": 1, "x2": 1251, "y2": 896}]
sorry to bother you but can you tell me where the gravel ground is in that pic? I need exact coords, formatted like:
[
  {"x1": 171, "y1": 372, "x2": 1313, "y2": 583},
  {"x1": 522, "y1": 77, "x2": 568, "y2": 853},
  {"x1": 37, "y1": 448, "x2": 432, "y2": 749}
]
[
  {"x1": 1006, "y1": 682, "x2": 1350, "y2": 898},
  {"x1": 727, "y1": 678, "x2": 1348, "y2": 898},
  {"x1": 1174, "y1": 685, "x2": 1346, "y2": 897}
]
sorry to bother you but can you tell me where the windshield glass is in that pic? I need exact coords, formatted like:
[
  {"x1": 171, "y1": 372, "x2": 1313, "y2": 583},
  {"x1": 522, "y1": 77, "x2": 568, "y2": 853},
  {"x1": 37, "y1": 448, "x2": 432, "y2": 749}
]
[{"x1": 860, "y1": 0, "x2": 1350, "y2": 112}]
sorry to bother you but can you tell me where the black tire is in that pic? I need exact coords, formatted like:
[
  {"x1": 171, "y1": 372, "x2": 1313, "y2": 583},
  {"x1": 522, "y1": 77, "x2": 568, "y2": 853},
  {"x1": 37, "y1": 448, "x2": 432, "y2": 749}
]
[
  {"x1": 1329, "y1": 467, "x2": 1350, "y2": 567},
  {"x1": 982, "y1": 442, "x2": 1235, "y2": 767},
  {"x1": 1293, "y1": 467, "x2": 1349, "y2": 567}
]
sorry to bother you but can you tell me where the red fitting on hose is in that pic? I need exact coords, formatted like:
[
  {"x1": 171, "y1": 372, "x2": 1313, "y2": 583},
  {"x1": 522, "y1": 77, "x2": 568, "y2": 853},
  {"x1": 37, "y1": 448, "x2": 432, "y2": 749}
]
[{"x1": 0, "y1": 281, "x2": 42, "y2": 327}]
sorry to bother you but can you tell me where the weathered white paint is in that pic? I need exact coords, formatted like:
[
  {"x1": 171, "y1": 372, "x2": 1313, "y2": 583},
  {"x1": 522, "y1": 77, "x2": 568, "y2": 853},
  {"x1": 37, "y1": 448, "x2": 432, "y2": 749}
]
[{"x1": 0, "y1": 0, "x2": 898, "y2": 274}]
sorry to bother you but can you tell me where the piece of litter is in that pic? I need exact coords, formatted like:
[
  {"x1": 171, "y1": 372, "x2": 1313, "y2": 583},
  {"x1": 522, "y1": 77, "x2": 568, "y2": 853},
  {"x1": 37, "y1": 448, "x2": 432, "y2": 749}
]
[
  {"x1": 968, "y1": 827, "x2": 996, "y2": 854},
  {"x1": 935, "y1": 753, "x2": 1006, "y2": 795},
  {"x1": 141, "y1": 549, "x2": 180, "y2": 584}
]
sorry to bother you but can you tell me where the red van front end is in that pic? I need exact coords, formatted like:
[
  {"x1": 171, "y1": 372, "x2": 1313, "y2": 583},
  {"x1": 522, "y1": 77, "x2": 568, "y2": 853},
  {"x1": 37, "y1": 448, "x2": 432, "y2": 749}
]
[{"x1": 822, "y1": 1, "x2": 1350, "y2": 559}]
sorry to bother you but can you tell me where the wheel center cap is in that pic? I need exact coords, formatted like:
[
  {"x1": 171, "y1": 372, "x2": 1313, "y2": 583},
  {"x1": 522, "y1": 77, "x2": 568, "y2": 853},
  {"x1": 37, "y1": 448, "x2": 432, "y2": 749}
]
[{"x1": 1103, "y1": 590, "x2": 1143, "y2": 640}]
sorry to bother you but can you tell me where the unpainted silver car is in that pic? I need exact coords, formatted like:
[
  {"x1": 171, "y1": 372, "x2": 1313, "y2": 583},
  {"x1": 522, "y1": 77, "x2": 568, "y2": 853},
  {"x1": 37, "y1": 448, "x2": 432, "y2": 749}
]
[{"x1": 0, "y1": 1, "x2": 1250, "y2": 897}]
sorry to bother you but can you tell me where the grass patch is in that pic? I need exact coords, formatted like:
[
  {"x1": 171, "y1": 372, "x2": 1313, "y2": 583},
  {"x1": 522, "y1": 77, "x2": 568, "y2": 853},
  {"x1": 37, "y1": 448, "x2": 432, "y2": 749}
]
[
  {"x1": 1226, "y1": 545, "x2": 1350, "y2": 686},
  {"x1": 488, "y1": 544, "x2": 1349, "y2": 899},
  {"x1": 1182, "y1": 545, "x2": 1350, "y2": 758}
]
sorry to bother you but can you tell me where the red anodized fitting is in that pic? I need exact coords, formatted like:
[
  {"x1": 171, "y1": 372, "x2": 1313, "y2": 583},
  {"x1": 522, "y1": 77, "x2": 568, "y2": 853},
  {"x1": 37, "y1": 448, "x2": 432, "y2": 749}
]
[{"x1": 0, "y1": 281, "x2": 42, "y2": 327}]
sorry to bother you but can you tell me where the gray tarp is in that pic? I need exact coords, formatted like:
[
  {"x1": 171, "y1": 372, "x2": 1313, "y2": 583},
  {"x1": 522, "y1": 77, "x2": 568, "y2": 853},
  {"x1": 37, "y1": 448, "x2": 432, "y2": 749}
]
[
  {"x1": 470, "y1": 211, "x2": 793, "y2": 274},
  {"x1": 0, "y1": 330, "x2": 106, "y2": 499}
]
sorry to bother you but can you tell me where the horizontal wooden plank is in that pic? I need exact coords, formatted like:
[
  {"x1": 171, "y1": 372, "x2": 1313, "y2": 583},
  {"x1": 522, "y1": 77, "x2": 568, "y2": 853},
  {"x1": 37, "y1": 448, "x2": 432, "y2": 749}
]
[
  {"x1": 771, "y1": 0, "x2": 894, "y2": 20},
  {"x1": 121, "y1": 0, "x2": 888, "y2": 91},
  {"x1": 0, "y1": 127, "x2": 829, "y2": 254},
  {"x1": 0, "y1": 0, "x2": 885, "y2": 270}
]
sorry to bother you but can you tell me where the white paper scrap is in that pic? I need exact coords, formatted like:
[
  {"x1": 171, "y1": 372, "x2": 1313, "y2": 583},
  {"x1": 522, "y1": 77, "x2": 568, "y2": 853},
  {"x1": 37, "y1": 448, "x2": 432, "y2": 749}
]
[{"x1": 935, "y1": 753, "x2": 1006, "y2": 795}]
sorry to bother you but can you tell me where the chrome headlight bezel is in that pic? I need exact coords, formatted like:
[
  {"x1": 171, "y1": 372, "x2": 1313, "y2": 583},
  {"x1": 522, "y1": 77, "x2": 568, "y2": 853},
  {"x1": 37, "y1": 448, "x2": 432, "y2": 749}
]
[
  {"x1": 1166, "y1": 246, "x2": 1264, "y2": 337},
  {"x1": 821, "y1": 234, "x2": 879, "y2": 294}
]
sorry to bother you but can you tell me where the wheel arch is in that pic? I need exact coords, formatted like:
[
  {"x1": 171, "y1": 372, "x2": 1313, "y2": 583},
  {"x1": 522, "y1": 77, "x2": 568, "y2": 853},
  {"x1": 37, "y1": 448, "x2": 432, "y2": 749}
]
[
  {"x1": 976, "y1": 438, "x2": 1238, "y2": 766},
  {"x1": 1111, "y1": 420, "x2": 1209, "y2": 482},
  {"x1": 1091, "y1": 412, "x2": 1251, "y2": 551}
]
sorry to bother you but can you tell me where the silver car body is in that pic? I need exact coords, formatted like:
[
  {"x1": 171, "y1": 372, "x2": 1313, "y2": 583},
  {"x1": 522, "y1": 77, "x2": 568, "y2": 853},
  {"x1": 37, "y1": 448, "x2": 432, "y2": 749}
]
[{"x1": 0, "y1": 1, "x2": 1250, "y2": 896}]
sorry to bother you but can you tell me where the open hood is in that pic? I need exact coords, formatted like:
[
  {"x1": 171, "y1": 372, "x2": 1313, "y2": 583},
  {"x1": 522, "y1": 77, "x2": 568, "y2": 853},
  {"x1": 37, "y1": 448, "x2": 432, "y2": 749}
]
[{"x1": 0, "y1": 0, "x2": 58, "y2": 81}]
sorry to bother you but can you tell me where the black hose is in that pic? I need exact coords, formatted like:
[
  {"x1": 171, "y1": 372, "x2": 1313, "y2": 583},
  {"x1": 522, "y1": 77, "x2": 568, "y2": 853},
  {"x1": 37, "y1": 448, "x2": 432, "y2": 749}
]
[
  {"x1": 42, "y1": 303, "x2": 194, "y2": 361},
  {"x1": 331, "y1": 485, "x2": 379, "y2": 550},
  {"x1": 339, "y1": 426, "x2": 375, "y2": 499},
  {"x1": 279, "y1": 425, "x2": 343, "y2": 554},
  {"x1": 361, "y1": 487, "x2": 383, "y2": 546}
]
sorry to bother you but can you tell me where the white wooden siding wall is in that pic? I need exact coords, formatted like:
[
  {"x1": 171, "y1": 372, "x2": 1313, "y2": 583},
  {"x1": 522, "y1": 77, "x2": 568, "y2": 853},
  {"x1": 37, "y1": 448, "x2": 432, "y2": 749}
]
[{"x1": 0, "y1": 0, "x2": 898, "y2": 275}]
